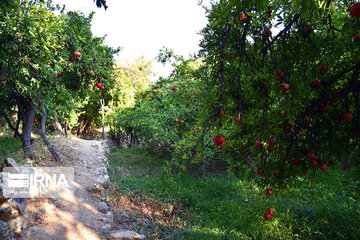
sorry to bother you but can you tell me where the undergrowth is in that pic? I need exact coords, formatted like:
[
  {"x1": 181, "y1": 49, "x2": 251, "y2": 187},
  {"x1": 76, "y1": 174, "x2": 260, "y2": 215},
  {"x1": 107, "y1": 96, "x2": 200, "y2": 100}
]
[{"x1": 107, "y1": 148, "x2": 360, "y2": 240}]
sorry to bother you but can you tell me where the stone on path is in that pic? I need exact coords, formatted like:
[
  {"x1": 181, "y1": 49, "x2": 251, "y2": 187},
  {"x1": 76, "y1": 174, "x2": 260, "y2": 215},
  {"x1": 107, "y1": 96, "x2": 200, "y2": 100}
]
[
  {"x1": 108, "y1": 229, "x2": 146, "y2": 240},
  {"x1": 98, "y1": 201, "x2": 109, "y2": 214}
]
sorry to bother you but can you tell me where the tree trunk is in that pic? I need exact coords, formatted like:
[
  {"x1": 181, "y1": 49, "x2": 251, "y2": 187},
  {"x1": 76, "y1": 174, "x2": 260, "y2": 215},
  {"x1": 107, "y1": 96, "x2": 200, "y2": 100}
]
[
  {"x1": 14, "y1": 111, "x2": 20, "y2": 139},
  {"x1": 18, "y1": 101, "x2": 36, "y2": 159},
  {"x1": 130, "y1": 129, "x2": 134, "y2": 148},
  {"x1": 52, "y1": 120, "x2": 66, "y2": 137},
  {"x1": 1, "y1": 109, "x2": 21, "y2": 139},
  {"x1": 39, "y1": 103, "x2": 62, "y2": 162},
  {"x1": 64, "y1": 121, "x2": 68, "y2": 137},
  {"x1": 77, "y1": 114, "x2": 86, "y2": 136},
  {"x1": 56, "y1": 112, "x2": 68, "y2": 138},
  {"x1": 113, "y1": 117, "x2": 116, "y2": 139},
  {"x1": 100, "y1": 98, "x2": 105, "y2": 140},
  {"x1": 109, "y1": 116, "x2": 112, "y2": 133},
  {"x1": 82, "y1": 118, "x2": 92, "y2": 135}
]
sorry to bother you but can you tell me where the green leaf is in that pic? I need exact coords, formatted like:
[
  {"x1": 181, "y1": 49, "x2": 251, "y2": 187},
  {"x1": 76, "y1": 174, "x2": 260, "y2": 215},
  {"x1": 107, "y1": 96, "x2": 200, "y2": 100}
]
[
  {"x1": 291, "y1": 0, "x2": 300, "y2": 11},
  {"x1": 256, "y1": 0, "x2": 268, "y2": 11},
  {"x1": 236, "y1": 2, "x2": 243, "y2": 11},
  {"x1": 220, "y1": 6, "x2": 231, "y2": 19},
  {"x1": 243, "y1": 0, "x2": 255, "y2": 9},
  {"x1": 229, "y1": 0, "x2": 238, "y2": 5},
  {"x1": 342, "y1": 22, "x2": 351, "y2": 33},
  {"x1": 302, "y1": 0, "x2": 311, "y2": 11},
  {"x1": 213, "y1": 19, "x2": 226, "y2": 27}
]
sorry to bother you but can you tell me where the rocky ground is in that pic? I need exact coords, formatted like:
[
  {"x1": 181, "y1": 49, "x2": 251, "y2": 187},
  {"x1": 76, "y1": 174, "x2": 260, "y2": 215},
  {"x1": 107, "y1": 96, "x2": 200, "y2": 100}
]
[{"x1": 1, "y1": 136, "x2": 145, "y2": 240}]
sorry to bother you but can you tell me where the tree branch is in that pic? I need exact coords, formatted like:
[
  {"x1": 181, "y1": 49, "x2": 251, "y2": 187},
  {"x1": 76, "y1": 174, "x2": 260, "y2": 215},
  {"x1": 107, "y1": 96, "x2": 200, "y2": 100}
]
[
  {"x1": 261, "y1": 13, "x2": 300, "y2": 54},
  {"x1": 1, "y1": 109, "x2": 20, "y2": 138}
]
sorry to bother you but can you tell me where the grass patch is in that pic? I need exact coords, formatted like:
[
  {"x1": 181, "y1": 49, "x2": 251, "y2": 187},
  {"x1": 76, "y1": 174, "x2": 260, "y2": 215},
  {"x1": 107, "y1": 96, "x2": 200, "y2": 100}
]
[
  {"x1": 0, "y1": 134, "x2": 45, "y2": 165},
  {"x1": 0, "y1": 135, "x2": 23, "y2": 163},
  {"x1": 107, "y1": 148, "x2": 360, "y2": 240},
  {"x1": 109, "y1": 148, "x2": 167, "y2": 175}
]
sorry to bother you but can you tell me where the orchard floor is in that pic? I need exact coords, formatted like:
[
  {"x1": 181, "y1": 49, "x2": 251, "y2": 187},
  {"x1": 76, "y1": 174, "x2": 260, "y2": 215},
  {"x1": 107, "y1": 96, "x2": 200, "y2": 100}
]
[
  {"x1": 106, "y1": 148, "x2": 360, "y2": 240},
  {"x1": 2, "y1": 135, "x2": 360, "y2": 239}
]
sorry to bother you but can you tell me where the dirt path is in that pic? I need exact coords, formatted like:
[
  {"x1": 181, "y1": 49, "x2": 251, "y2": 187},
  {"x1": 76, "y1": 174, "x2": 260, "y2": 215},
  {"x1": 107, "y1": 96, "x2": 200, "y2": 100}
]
[{"x1": 20, "y1": 136, "x2": 113, "y2": 240}]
